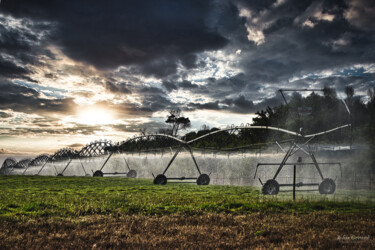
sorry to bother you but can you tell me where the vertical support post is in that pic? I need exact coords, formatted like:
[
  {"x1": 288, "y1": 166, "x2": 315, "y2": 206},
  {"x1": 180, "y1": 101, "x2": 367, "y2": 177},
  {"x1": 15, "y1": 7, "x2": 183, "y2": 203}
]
[
  {"x1": 293, "y1": 164, "x2": 296, "y2": 201},
  {"x1": 273, "y1": 142, "x2": 296, "y2": 180}
]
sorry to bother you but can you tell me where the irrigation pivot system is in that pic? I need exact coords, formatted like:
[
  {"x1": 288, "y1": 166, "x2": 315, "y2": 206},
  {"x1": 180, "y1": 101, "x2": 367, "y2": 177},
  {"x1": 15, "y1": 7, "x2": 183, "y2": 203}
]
[
  {"x1": 0, "y1": 89, "x2": 352, "y2": 194},
  {"x1": 253, "y1": 88, "x2": 351, "y2": 195}
]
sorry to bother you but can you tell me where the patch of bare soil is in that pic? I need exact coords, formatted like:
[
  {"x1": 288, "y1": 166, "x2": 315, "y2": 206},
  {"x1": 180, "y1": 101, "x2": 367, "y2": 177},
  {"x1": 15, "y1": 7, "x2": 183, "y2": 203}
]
[{"x1": 1, "y1": 213, "x2": 374, "y2": 249}]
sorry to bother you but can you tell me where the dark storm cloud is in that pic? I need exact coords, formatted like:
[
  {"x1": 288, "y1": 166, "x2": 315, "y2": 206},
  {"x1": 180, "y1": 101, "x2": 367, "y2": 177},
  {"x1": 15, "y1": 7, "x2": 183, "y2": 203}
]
[
  {"x1": 0, "y1": 78, "x2": 74, "y2": 114},
  {"x1": 0, "y1": 57, "x2": 29, "y2": 78},
  {"x1": 0, "y1": 14, "x2": 51, "y2": 80},
  {"x1": 179, "y1": 80, "x2": 199, "y2": 89},
  {"x1": 1, "y1": 0, "x2": 374, "y2": 121},
  {"x1": 190, "y1": 101, "x2": 221, "y2": 110},
  {"x1": 1, "y1": 0, "x2": 228, "y2": 76},
  {"x1": 0, "y1": 21, "x2": 33, "y2": 55},
  {"x1": 162, "y1": 81, "x2": 178, "y2": 92},
  {"x1": 162, "y1": 80, "x2": 198, "y2": 92},
  {"x1": 234, "y1": 0, "x2": 278, "y2": 12},
  {"x1": 167, "y1": 0, "x2": 375, "y2": 114},
  {"x1": 187, "y1": 93, "x2": 284, "y2": 114},
  {"x1": 344, "y1": 0, "x2": 375, "y2": 31},
  {"x1": 175, "y1": 73, "x2": 261, "y2": 100},
  {"x1": 291, "y1": 74, "x2": 375, "y2": 98},
  {"x1": 103, "y1": 82, "x2": 175, "y2": 113},
  {"x1": 138, "y1": 94, "x2": 173, "y2": 113},
  {"x1": 231, "y1": 0, "x2": 375, "y2": 83},
  {"x1": 105, "y1": 81, "x2": 132, "y2": 94},
  {"x1": 224, "y1": 95, "x2": 255, "y2": 113}
]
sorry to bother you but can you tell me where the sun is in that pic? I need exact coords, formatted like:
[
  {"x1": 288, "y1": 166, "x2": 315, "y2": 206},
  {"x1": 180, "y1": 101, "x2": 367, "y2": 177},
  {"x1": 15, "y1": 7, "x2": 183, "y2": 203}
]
[{"x1": 76, "y1": 107, "x2": 115, "y2": 125}]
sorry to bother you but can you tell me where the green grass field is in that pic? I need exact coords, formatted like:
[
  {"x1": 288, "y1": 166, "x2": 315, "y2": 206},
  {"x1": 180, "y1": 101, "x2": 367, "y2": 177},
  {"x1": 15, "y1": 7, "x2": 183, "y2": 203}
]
[
  {"x1": 1, "y1": 175, "x2": 374, "y2": 248},
  {"x1": 1, "y1": 175, "x2": 374, "y2": 218}
]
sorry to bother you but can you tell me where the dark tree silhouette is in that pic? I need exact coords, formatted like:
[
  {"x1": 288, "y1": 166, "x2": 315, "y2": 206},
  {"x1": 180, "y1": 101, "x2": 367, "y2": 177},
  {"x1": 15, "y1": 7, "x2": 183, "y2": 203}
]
[
  {"x1": 165, "y1": 109, "x2": 191, "y2": 136},
  {"x1": 345, "y1": 86, "x2": 354, "y2": 100},
  {"x1": 323, "y1": 86, "x2": 337, "y2": 98}
]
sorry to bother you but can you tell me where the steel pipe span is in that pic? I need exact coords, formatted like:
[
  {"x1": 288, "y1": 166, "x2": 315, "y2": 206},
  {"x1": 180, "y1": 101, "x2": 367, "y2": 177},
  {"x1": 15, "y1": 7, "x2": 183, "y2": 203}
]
[
  {"x1": 78, "y1": 140, "x2": 114, "y2": 158},
  {"x1": 186, "y1": 126, "x2": 302, "y2": 144},
  {"x1": 119, "y1": 133, "x2": 186, "y2": 145},
  {"x1": 304, "y1": 124, "x2": 351, "y2": 138},
  {"x1": 1, "y1": 123, "x2": 352, "y2": 176}
]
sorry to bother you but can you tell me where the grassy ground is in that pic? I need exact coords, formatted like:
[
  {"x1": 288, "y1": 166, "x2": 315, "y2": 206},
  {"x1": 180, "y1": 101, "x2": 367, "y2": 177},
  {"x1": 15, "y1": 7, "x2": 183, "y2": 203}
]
[{"x1": 0, "y1": 175, "x2": 374, "y2": 248}]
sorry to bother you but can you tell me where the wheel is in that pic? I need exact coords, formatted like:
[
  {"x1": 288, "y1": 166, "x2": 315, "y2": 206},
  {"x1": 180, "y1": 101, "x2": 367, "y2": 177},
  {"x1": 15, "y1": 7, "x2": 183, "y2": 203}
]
[
  {"x1": 262, "y1": 179, "x2": 279, "y2": 195},
  {"x1": 153, "y1": 174, "x2": 167, "y2": 185},
  {"x1": 197, "y1": 174, "x2": 210, "y2": 185},
  {"x1": 57, "y1": 173, "x2": 63, "y2": 177},
  {"x1": 319, "y1": 178, "x2": 336, "y2": 194},
  {"x1": 93, "y1": 170, "x2": 103, "y2": 177},
  {"x1": 127, "y1": 169, "x2": 137, "y2": 178}
]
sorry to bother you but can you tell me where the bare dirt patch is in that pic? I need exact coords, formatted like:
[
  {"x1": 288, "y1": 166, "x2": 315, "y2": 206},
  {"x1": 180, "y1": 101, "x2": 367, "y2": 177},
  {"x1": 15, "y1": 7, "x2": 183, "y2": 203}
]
[{"x1": 1, "y1": 212, "x2": 374, "y2": 249}]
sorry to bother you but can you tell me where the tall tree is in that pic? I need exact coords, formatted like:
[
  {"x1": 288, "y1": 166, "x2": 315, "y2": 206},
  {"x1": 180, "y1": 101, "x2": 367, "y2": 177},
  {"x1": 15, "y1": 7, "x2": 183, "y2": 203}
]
[{"x1": 165, "y1": 109, "x2": 191, "y2": 136}]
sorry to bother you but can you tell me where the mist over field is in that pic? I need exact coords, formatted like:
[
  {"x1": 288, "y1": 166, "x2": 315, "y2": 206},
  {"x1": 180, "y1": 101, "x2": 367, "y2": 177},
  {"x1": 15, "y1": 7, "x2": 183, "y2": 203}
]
[{"x1": 6, "y1": 145, "x2": 372, "y2": 192}]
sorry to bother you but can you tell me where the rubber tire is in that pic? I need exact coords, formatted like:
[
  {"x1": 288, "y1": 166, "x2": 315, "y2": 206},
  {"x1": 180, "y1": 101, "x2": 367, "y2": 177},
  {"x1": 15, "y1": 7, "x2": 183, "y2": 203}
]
[
  {"x1": 57, "y1": 173, "x2": 63, "y2": 177},
  {"x1": 127, "y1": 169, "x2": 137, "y2": 178},
  {"x1": 197, "y1": 174, "x2": 210, "y2": 185},
  {"x1": 153, "y1": 174, "x2": 167, "y2": 185},
  {"x1": 319, "y1": 178, "x2": 336, "y2": 194},
  {"x1": 262, "y1": 179, "x2": 279, "y2": 195},
  {"x1": 93, "y1": 170, "x2": 104, "y2": 177}
]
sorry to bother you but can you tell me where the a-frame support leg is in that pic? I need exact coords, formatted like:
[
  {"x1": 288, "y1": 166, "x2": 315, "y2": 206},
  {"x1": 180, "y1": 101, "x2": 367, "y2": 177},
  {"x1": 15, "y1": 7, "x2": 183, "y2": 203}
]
[
  {"x1": 100, "y1": 152, "x2": 114, "y2": 172},
  {"x1": 273, "y1": 142, "x2": 297, "y2": 180},
  {"x1": 307, "y1": 144, "x2": 324, "y2": 180},
  {"x1": 186, "y1": 145, "x2": 201, "y2": 175},
  {"x1": 61, "y1": 158, "x2": 74, "y2": 175},
  {"x1": 37, "y1": 160, "x2": 49, "y2": 175},
  {"x1": 162, "y1": 146, "x2": 182, "y2": 175}
]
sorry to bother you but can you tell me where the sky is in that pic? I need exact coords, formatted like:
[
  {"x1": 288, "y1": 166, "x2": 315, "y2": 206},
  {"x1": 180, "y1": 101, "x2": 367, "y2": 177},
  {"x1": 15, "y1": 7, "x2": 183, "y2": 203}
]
[{"x1": 0, "y1": 0, "x2": 374, "y2": 154}]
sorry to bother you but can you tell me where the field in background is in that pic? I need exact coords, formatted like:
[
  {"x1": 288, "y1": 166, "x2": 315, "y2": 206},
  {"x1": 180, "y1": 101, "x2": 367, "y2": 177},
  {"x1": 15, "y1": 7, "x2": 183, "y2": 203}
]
[{"x1": 0, "y1": 175, "x2": 374, "y2": 248}]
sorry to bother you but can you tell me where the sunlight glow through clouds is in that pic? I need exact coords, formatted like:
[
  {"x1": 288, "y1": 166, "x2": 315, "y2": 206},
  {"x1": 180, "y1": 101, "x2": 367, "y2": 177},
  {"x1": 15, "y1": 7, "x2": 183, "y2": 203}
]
[
  {"x1": 1, "y1": 0, "x2": 374, "y2": 154},
  {"x1": 63, "y1": 106, "x2": 117, "y2": 126}
]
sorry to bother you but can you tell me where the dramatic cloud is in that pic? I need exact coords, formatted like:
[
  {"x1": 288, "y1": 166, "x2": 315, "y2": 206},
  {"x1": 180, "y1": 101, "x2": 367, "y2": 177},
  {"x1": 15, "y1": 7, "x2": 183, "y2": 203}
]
[
  {"x1": 1, "y1": 0, "x2": 228, "y2": 74},
  {"x1": 0, "y1": 78, "x2": 75, "y2": 115},
  {"x1": 344, "y1": 0, "x2": 375, "y2": 31},
  {"x1": 0, "y1": 0, "x2": 374, "y2": 152}
]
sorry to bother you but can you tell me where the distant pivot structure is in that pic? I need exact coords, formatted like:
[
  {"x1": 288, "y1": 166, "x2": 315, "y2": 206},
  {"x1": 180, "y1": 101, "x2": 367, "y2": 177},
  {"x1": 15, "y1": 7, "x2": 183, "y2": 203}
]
[
  {"x1": 0, "y1": 158, "x2": 17, "y2": 174},
  {"x1": 59, "y1": 140, "x2": 114, "y2": 177},
  {"x1": 89, "y1": 139, "x2": 137, "y2": 178}
]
